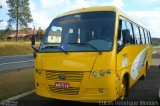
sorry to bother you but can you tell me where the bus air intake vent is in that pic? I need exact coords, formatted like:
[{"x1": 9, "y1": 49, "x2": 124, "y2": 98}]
[
  {"x1": 49, "y1": 85, "x2": 79, "y2": 95},
  {"x1": 46, "y1": 71, "x2": 84, "y2": 82}
]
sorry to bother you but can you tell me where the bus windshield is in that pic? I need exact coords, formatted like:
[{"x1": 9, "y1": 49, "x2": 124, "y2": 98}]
[{"x1": 39, "y1": 11, "x2": 116, "y2": 52}]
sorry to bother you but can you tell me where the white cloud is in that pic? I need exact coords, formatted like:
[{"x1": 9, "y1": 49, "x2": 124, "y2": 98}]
[
  {"x1": 0, "y1": 21, "x2": 7, "y2": 29},
  {"x1": 0, "y1": 0, "x2": 7, "y2": 8},
  {"x1": 127, "y1": 9, "x2": 160, "y2": 38},
  {"x1": 88, "y1": 0, "x2": 124, "y2": 9},
  {"x1": 28, "y1": 11, "x2": 52, "y2": 30},
  {"x1": 58, "y1": 0, "x2": 90, "y2": 12},
  {"x1": 30, "y1": 0, "x2": 91, "y2": 29},
  {"x1": 2, "y1": 0, "x2": 126, "y2": 30},
  {"x1": 30, "y1": 0, "x2": 125, "y2": 29},
  {"x1": 2, "y1": 0, "x2": 160, "y2": 38},
  {"x1": 40, "y1": 0, "x2": 65, "y2": 9},
  {"x1": 29, "y1": 0, "x2": 36, "y2": 12},
  {"x1": 29, "y1": 0, "x2": 52, "y2": 29},
  {"x1": 110, "y1": 0, "x2": 124, "y2": 9},
  {"x1": 73, "y1": 0, "x2": 90, "y2": 9},
  {"x1": 40, "y1": 0, "x2": 90, "y2": 11},
  {"x1": 66, "y1": 0, "x2": 90, "y2": 11}
]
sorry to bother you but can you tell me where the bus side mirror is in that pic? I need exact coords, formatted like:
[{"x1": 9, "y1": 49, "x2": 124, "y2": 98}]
[
  {"x1": 122, "y1": 29, "x2": 130, "y2": 44},
  {"x1": 31, "y1": 35, "x2": 36, "y2": 45}
]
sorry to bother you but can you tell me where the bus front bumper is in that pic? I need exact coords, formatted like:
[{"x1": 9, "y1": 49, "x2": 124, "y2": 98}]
[{"x1": 35, "y1": 73, "x2": 119, "y2": 102}]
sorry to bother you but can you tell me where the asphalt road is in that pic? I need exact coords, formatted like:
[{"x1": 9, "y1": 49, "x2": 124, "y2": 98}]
[
  {"x1": 152, "y1": 50, "x2": 160, "y2": 66},
  {"x1": 16, "y1": 53, "x2": 160, "y2": 106},
  {"x1": 0, "y1": 55, "x2": 34, "y2": 72}
]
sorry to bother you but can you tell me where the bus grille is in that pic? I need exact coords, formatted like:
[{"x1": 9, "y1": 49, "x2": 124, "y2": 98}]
[
  {"x1": 49, "y1": 85, "x2": 79, "y2": 95},
  {"x1": 46, "y1": 71, "x2": 84, "y2": 82}
]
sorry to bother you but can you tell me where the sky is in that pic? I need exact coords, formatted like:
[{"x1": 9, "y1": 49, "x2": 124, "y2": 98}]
[{"x1": 0, "y1": 0, "x2": 160, "y2": 38}]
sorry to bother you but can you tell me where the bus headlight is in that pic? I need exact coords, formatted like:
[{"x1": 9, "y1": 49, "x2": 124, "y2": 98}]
[
  {"x1": 35, "y1": 68, "x2": 41, "y2": 74},
  {"x1": 92, "y1": 70, "x2": 111, "y2": 77},
  {"x1": 99, "y1": 70, "x2": 105, "y2": 76},
  {"x1": 92, "y1": 71, "x2": 98, "y2": 77}
]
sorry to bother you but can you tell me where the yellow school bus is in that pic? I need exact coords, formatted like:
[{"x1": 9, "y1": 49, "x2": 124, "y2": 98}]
[{"x1": 33, "y1": 6, "x2": 152, "y2": 102}]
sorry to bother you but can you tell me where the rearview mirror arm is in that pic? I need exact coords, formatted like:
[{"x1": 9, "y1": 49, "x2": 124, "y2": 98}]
[{"x1": 32, "y1": 45, "x2": 38, "y2": 52}]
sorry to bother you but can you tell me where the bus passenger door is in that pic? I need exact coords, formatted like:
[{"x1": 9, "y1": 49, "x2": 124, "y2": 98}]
[
  {"x1": 116, "y1": 18, "x2": 136, "y2": 89},
  {"x1": 117, "y1": 19, "x2": 130, "y2": 76}
]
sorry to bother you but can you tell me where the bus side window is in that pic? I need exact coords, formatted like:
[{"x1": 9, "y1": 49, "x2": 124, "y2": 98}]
[
  {"x1": 117, "y1": 20, "x2": 125, "y2": 47},
  {"x1": 139, "y1": 27, "x2": 146, "y2": 44},
  {"x1": 146, "y1": 31, "x2": 150, "y2": 44},
  {"x1": 149, "y1": 31, "x2": 152, "y2": 44},
  {"x1": 148, "y1": 31, "x2": 151, "y2": 44},
  {"x1": 117, "y1": 19, "x2": 131, "y2": 52},
  {"x1": 144, "y1": 29, "x2": 149, "y2": 44},
  {"x1": 133, "y1": 24, "x2": 141, "y2": 44},
  {"x1": 126, "y1": 21, "x2": 135, "y2": 44}
]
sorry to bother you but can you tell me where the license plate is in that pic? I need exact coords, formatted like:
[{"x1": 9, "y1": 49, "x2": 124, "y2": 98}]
[{"x1": 55, "y1": 82, "x2": 69, "y2": 88}]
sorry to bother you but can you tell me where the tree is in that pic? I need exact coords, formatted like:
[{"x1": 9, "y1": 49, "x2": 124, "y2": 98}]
[
  {"x1": 6, "y1": 0, "x2": 33, "y2": 41},
  {"x1": 0, "y1": 28, "x2": 13, "y2": 40},
  {"x1": 37, "y1": 27, "x2": 44, "y2": 40}
]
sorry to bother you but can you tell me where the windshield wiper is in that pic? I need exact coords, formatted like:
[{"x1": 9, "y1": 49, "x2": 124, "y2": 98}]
[
  {"x1": 42, "y1": 46, "x2": 68, "y2": 54},
  {"x1": 68, "y1": 43, "x2": 102, "y2": 54}
]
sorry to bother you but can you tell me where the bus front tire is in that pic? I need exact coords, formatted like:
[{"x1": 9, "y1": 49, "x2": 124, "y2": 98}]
[{"x1": 119, "y1": 78, "x2": 127, "y2": 100}]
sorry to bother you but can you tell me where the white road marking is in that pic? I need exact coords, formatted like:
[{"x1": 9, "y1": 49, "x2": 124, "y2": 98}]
[
  {"x1": 153, "y1": 46, "x2": 160, "y2": 49},
  {"x1": 0, "y1": 54, "x2": 33, "y2": 60},
  {"x1": 152, "y1": 51, "x2": 158, "y2": 54},
  {"x1": 0, "y1": 60, "x2": 35, "y2": 66}
]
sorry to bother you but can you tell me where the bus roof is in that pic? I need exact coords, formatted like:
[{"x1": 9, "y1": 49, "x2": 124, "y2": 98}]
[
  {"x1": 55, "y1": 6, "x2": 149, "y2": 31},
  {"x1": 55, "y1": 6, "x2": 124, "y2": 18}
]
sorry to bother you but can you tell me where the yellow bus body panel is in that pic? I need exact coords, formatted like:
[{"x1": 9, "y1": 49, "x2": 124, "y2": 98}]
[{"x1": 35, "y1": 52, "x2": 119, "y2": 102}]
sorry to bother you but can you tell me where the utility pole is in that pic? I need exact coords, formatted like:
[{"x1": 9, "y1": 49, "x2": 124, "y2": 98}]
[{"x1": 15, "y1": 0, "x2": 19, "y2": 42}]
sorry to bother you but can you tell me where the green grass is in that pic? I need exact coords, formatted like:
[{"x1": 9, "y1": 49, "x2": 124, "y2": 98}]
[
  {"x1": 0, "y1": 69, "x2": 34, "y2": 100},
  {"x1": 0, "y1": 41, "x2": 39, "y2": 56}
]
